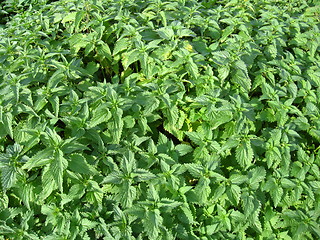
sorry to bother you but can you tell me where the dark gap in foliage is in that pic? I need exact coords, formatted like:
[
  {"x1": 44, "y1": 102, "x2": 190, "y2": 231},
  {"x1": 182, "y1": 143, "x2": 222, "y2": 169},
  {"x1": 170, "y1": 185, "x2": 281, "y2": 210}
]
[
  {"x1": 156, "y1": 122, "x2": 181, "y2": 145},
  {"x1": 54, "y1": 119, "x2": 66, "y2": 138}
]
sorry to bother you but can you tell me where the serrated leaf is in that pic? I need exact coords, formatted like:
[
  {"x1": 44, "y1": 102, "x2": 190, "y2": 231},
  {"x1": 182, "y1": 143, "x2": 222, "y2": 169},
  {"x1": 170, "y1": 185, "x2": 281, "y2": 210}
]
[
  {"x1": 159, "y1": 198, "x2": 182, "y2": 209},
  {"x1": 69, "y1": 154, "x2": 96, "y2": 175},
  {"x1": 109, "y1": 109, "x2": 124, "y2": 144},
  {"x1": 0, "y1": 163, "x2": 16, "y2": 190},
  {"x1": 122, "y1": 49, "x2": 140, "y2": 69},
  {"x1": 102, "y1": 171, "x2": 121, "y2": 185},
  {"x1": 229, "y1": 174, "x2": 247, "y2": 185},
  {"x1": 50, "y1": 150, "x2": 68, "y2": 192},
  {"x1": 3, "y1": 112, "x2": 13, "y2": 138},
  {"x1": 270, "y1": 186, "x2": 283, "y2": 207},
  {"x1": 144, "y1": 97, "x2": 160, "y2": 114},
  {"x1": 157, "y1": 27, "x2": 174, "y2": 40},
  {"x1": 185, "y1": 132, "x2": 203, "y2": 145},
  {"x1": 179, "y1": 205, "x2": 194, "y2": 224},
  {"x1": 113, "y1": 38, "x2": 130, "y2": 55},
  {"x1": 232, "y1": 69, "x2": 251, "y2": 92},
  {"x1": 39, "y1": 166, "x2": 57, "y2": 201},
  {"x1": 281, "y1": 178, "x2": 296, "y2": 189},
  {"x1": 61, "y1": 139, "x2": 89, "y2": 154},
  {"x1": 69, "y1": 34, "x2": 87, "y2": 53},
  {"x1": 120, "y1": 181, "x2": 136, "y2": 208},
  {"x1": 211, "y1": 51, "x2": 230, "y2": 65},
  {"x1": 236, "y1": 140, "x2": 253, "y2": 169},
  {"x1": 87, "y1": 103, "x2": 111, "y2": 128},
  {"x1": 74, "y1": 11, "x2": 85, "y2": 32},
  {"x1": 62, "y1": 11, "x2": 77, "y2": 23},
  {"x1": 84, "y1": 42, "x2": 95, "y2": 56},
  {"x1": 220, "y1": 26, "x2": 234, "y2": 42},
  {"x1": 22, "y1": 148, "x2": 53, "y2": 170},
  {"x1": 143, "y1": 209, "x2": 162, "y2": 239},
  {"x1": 218, "y1": 65, "x2": 230, "y2": 82},
  {"x1": 186, "y1": 60, "x2": 199, "y2": 80},
  {"x1": 18, "y1": 183, "x2": 33, "y2": 209},
  {"x1": 175, "y1": 144, "x2": 193, "y2": 156},
  {"x1": 97, "y1": 42, "x2": 112, "y2": 61},
  {"x1": 65, "y1": 184, "x2": 85, "y2": 202},
  {"x1": 185, "y1": 163, "x2": 203, "y2": 178},
  {"x1": 248, "y1": 167, "x2": 266, "y2": 189},
  {"x1": 212, "y1": 183, "x2": 226, "y2": 201},
  {"x1": 133, "y1": 168, "x2": 156, "y2": 182},
  {"x1": 194, "y1": 177, "x2": 211, "y2": 205},
  {"x1": 226, "y1": 184, "x2": 241, "y2": 205},
  {"x1": 147, "y1": 184, "x2": 159, "y2": 202},
  {"x1": 266, "y1": 146, "x2": 282, "y2": 169}
]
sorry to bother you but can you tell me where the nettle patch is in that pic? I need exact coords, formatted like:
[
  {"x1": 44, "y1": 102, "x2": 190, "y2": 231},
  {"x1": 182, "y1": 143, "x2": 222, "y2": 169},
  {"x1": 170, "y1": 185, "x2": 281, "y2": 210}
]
[{"x1": 0, "y1": 0, "x2": 320, "y2": 239}]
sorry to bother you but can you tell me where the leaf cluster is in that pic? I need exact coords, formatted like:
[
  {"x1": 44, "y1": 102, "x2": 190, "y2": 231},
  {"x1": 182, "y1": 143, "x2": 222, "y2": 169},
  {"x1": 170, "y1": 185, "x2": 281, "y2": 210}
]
[{"x1": 0, "y1": 0, "x2": 319, "y2": 239}]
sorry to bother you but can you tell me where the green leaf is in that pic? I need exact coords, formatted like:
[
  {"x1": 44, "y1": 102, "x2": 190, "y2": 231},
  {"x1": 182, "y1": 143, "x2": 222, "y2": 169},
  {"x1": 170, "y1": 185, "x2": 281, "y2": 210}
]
[
  {"x1": 218, "y1": 65, "x2": 230, "y2": 82},
  {"x1": 270, "y1": 185, "x2": 283, "y2": 207},
  {"x1": 242, "y1": 193, "x2": 261, "y2": 217},
  {"x1": 96, "y1": 42, "x2": 112, "y2": 61},
  {"x1": 50, "y1": 150, "x2": 68, "y2": 192},
  {"x1": 157, "y1": 27, "x2": 174, "y2": 40},
  {"x1": 62, "y1": 11, "x2": 77, "y2": 23},
  {"x1": 266, "y1": 146, "x2": 282, "y2": 169},
  {"x1": 74, "y1": 11, "x2": 85, "y2": 33},
  {"x1": 193, "y1": 177, "x2": 211, "y2": 205},
  {"x1": 186, "y1": 59, "x2": 199, "y2": 80},
  {"x1": 208, "y1": 111, "x2": 233, "y2": 129},
  {"x1": 68, "y1": 154, "x2": 96, "y2": 175},
  {"x1": 133, "y1": 168, "x2": 156, "y2": 182},
  {"x1": 220, "y1": 26, "x2": 234, "y2": 42},
  {"x1": 185, "y1": 132, "x2": 203, "y2": 146},
  {"x1": 69, "y1": 34, "x2": 88, "y2": 53},
  {"x1": 232, "y1": 69, "x2": 251, "y2": 92},
  {"x1": 3, "y1": 112, "x2": 13, "y2": 138},
  {"x1": 87, "y1": 103, "x2": 111, "y2": 129},
  {"x1": 47, "y1": 70, "x2": 64, "y2": 89},
  {"x1": 212, "y1": 183, "x2": 226, "y2": 201},
  {"x1": 281, "y1": 178, "x2": 296, "y2": 189},
  {"x1": 175, "y1": 144, "x2": 193, "y2": 156},
  {"x1": 143, "y1": 209, "x2": 163, "y2": 239},
  {"x1": 122, "y1": 49, "x2": 140, "y2": 69},
  {"x1": 61, "y1": 184, "x2": 85, "y2": 206},
  {"x1": 85, "y1": 42, "x2": 95, "y2": 56},
  {"x1": 113, "y1": 38, "x2": 130, "y2": 55},
  {"x1": 179, "y1": 205, "x2": 194, "y2": 224},
  {"x1": 109, "y1": 113, "x2": 124, "y2": 144},
  {"x1": 102, "y1": 171, "x2": 121, "y2": 184},
  {"x1": 147, "y1": 184, "x2": 159, "y2": 202},
  {"x1": 0, "y1": 162, "x2": 16, "y2": 190},
  {"x1": 211, "y1": 51, "x2": 230, "y2": 65},
  {"x1": 22, "y1": 148, "x2": 54, "y2": 170},
  {"x1": 185, "y1": 163, "x2": 203, "y2": 178},
  {"x1": 226, "y1": 184, "x2": 241, "y2": 205},
  {"x1": 266, "y1": 43, "x2": 277, "y2": 59},
  {"x1": 39, "y1": 166, "x2": 57, "y2": 202},
  {"x1": 120, "y1": 181, "x2": 136, "y2": 208},
  {"x1": 159, "y1": 198, "x2": 182, "y2": 210},
  {"x1": 86, "y1": 62, "x2": 100, "y2": 75},
  {"x1": 17, "y1": 183, "x2": 33, "y2": 210},
  {"x1": 248, "y1": 167, "x2": 266, "y2": 190},
  {"x1": 61, "y1": 139, "x2": 89, "y2": 154},
  {"x1": 144, "y1": 97, "x2": 160, "y2": 114},
  {"x1": 230, "y1": 174, "x2": 247, "y2": 185},
  {"x1": 236, "y1": 140, "x2": 253, "y2": 169}
]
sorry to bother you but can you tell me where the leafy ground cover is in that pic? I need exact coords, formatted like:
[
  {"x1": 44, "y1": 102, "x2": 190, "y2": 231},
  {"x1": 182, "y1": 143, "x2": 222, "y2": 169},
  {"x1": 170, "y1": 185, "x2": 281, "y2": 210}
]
[{"x1": 0, "y1": 0, "x2": 320, "y2": 239}]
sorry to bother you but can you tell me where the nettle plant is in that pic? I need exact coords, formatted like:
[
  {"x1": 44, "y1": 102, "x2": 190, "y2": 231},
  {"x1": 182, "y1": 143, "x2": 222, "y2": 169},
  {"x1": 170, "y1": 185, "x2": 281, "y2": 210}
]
[{"x1": 0, "y1": 0, "x2": 320, "y2": 239}]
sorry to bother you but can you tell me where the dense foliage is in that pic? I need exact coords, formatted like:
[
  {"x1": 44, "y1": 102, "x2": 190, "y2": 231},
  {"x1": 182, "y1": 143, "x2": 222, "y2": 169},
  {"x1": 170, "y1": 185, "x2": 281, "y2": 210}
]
[{"x1": 0, "y1": 0, "x2": 320, "y2": 239}]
